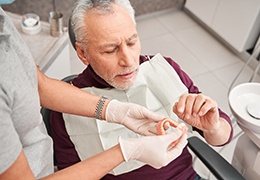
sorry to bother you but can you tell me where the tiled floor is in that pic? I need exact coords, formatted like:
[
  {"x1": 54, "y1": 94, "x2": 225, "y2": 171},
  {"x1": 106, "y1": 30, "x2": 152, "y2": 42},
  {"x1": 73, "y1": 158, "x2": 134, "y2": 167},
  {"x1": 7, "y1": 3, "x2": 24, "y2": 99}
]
[{"x1": 69, "y1": 7, "x2": 260, "y2": 179}]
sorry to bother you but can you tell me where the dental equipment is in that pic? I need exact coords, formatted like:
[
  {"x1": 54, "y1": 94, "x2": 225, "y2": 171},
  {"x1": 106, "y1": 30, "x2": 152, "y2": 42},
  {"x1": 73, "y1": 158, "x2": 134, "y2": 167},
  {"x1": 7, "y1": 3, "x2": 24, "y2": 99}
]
[{"x1": 228, "y1": 39, "x2": 260, "y2": 180}]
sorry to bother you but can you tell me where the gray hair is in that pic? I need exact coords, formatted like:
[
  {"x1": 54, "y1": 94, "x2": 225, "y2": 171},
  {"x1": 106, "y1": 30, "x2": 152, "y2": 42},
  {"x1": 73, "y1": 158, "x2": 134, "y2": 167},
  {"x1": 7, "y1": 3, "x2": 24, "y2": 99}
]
[{"x1": 71, "y1": 0, "x2": 136, "y2": 45}]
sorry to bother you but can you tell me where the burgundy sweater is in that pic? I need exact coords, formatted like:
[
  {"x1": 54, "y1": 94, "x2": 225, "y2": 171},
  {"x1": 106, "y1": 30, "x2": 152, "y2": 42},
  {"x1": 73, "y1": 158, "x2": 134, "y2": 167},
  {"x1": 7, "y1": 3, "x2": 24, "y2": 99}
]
[{"x1": 50, "y1": 55, "x2": 233, "y2": 180}]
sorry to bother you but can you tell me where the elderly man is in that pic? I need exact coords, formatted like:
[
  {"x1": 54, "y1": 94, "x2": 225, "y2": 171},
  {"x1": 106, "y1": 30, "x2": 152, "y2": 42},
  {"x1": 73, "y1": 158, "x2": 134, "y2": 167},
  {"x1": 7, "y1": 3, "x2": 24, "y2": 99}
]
[{"x1": 50, "y1": 0, "x2": 233, "y2": 179}]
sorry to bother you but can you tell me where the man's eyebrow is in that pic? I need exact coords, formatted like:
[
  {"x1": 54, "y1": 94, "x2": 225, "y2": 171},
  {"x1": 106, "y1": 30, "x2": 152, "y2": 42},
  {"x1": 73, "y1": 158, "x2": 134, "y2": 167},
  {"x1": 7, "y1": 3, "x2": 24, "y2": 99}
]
[
  {"x1": 128, "y1": 33, "x2": 138, "y2": 41},
  {"x1": 99, "y1": 43, "x2": 118, "y2": 50},
  {"x1": 99, "y1": 33, "x2": 138, "y2": 50}
]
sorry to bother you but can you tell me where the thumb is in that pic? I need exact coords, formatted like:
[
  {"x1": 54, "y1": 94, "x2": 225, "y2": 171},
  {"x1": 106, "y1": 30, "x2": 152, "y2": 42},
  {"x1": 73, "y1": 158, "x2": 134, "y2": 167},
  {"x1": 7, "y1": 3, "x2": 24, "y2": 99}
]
[
  {"x1": 168, "y1": 133, "x2": 188, "y2": 154},
  {"x1": 165, "y1": 129, "x2": 182, "y2": 141},
  {"x1": 172, "y1": 102, "x2": 178, "y2": 114},
  {"x1": 142, "y1": 108, "x2": 165, "y2": 122}
]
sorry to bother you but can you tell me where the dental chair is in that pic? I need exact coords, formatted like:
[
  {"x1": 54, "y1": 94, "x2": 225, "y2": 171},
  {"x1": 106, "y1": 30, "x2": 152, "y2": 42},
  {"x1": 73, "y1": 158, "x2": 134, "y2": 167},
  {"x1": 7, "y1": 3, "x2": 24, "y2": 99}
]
[
  {"x1": 40, "y1": 74, "x2": 78, "y2": 167},
  {"x1": 40, "y1": 17, "x2": 245, "y2": 180}
]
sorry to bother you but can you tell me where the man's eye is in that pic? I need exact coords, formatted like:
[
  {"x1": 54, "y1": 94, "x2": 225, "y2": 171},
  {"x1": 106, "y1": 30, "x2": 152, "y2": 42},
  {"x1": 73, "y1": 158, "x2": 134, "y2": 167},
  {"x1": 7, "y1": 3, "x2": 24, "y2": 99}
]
[
  {"x1": 104, "y1": 49, "x2": 116, "y2": 54},
  {"x1": 128, "y1": 42, "x2": 136, "y2": 47}
]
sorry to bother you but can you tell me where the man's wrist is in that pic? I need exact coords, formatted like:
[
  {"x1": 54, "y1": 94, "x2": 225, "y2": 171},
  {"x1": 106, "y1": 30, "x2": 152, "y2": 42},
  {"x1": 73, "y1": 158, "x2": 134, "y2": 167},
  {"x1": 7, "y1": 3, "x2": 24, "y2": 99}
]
[{"x1": 204, "y1": 118, "x2": 231, "y2": 145}]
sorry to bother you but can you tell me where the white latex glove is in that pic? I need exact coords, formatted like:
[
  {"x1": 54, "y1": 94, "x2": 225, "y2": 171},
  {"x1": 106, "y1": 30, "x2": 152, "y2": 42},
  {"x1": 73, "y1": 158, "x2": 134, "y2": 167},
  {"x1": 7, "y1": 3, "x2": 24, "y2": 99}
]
[
  {"x1": 119, "y1": 129, "x2": 188, "y2": 169},
  {"x1": 106, "y1": 100, "x2": 165, "y2": 136}
]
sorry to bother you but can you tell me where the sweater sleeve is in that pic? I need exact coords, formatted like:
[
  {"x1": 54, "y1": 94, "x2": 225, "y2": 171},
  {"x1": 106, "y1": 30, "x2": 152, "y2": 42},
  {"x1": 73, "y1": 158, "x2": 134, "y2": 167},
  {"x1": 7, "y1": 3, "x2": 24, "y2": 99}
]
[{"x1": 50, "y1": 110, "x2": 81, "y2": 169}]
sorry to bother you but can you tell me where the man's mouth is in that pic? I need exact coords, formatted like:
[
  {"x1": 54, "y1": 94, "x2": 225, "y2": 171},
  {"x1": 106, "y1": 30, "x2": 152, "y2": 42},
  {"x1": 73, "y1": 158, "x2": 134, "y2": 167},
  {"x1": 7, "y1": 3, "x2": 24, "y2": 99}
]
[{"x1": 117, "y1": 70, "x2": 136, "y2": 80}]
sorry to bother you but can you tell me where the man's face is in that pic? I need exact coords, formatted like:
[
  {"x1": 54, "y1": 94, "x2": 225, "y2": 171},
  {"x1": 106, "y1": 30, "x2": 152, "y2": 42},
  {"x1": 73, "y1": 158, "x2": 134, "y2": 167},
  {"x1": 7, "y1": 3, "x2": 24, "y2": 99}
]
[{"x1": 79, "y1": 4, "x2": 141, "y2": 90}]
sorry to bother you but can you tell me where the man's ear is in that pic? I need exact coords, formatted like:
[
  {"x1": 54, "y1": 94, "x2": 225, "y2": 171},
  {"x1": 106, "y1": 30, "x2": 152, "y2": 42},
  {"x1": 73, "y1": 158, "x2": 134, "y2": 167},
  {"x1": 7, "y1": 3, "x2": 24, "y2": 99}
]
[{"x1": 75, "y1": 42, "x2": 89, "y2": 65}]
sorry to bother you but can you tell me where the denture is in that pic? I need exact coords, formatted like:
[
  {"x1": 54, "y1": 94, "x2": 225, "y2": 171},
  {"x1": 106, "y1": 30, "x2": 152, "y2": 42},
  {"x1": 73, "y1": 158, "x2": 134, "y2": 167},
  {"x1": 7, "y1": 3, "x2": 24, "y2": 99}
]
[{"x1": 157, "y1": 118, "x2": 188, "y2": 147}]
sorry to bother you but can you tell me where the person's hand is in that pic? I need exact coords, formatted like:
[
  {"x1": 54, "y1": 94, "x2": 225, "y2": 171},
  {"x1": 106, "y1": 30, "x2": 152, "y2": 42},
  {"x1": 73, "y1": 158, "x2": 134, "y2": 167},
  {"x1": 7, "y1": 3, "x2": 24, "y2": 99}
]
[
  {"x1": 119, "y1": 129, "x2": 187, "y2": 169},
  {"x1": 173, "y1": 94, "x2": 220, "y2": 133},
  {"x1": 106, "y1": 100, "x2": 165, "y2": 136}
]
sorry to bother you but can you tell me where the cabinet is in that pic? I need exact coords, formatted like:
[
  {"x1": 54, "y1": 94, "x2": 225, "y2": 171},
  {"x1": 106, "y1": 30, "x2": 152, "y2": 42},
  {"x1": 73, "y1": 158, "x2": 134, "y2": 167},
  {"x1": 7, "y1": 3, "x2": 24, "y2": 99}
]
[
  {"x1": 8, "y1": 11, "x2": 71, "y2": 79},
  {"x1": 185, "y1": 0, "x2": 260, "y2": 52}
]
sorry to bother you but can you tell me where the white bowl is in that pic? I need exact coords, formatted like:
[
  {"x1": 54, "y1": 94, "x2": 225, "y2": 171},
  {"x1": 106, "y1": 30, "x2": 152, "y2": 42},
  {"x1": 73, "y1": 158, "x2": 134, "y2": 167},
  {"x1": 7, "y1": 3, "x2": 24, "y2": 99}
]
[{"x1": 228, "y1": 82, "x2": 260, "y2": 133}]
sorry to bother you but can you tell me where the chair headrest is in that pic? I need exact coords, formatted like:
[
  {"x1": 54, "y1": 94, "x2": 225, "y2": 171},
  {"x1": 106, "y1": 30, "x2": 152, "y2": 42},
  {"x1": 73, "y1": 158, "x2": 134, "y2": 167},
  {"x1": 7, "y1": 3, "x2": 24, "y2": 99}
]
[{"x1": 68, "y1": 17, "x2": 76, "y2": 50}]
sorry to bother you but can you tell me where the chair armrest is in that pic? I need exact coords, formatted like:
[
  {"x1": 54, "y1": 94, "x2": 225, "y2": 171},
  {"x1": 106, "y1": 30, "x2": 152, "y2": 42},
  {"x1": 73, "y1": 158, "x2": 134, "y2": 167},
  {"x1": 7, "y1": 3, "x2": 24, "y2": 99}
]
[{"x1": 188, "y1": 136, "x2": 245, "y2": 180}]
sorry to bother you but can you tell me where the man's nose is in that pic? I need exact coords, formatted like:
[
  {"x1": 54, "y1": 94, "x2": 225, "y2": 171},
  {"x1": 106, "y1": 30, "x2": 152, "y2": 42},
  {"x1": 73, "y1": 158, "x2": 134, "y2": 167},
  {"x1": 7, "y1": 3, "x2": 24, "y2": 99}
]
[{"x1": 119, "y1": 46, "x2": 134, "y2": 67}]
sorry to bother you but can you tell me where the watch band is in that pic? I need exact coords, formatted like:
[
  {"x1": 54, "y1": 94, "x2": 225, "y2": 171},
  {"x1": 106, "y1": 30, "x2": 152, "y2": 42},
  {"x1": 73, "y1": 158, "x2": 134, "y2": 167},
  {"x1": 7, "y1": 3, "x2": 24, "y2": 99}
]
[{"x1": 94, "y1": 96, "x2": 107, "y2": 119}]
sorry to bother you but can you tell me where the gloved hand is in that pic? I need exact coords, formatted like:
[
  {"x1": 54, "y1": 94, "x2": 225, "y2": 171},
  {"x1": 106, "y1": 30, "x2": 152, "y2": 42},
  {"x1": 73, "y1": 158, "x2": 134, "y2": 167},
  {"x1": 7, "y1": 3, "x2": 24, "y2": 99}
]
[
  {"x1": 106, "y1": 100, "x2": 165, "y2": 136},
  {"x1": 119, "y1": 129, "x2": 188, "y2": 169}
]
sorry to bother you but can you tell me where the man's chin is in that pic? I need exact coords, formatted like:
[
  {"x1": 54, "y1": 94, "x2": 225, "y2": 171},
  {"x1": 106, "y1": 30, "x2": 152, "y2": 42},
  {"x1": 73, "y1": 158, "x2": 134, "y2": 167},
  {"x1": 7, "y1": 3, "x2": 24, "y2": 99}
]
[
  {"x1": 110, "y1": 80, "x2": 136, "y2": 90},
  {"x1": 114, "y1": 83, "x2": 134, "y2": 91}
]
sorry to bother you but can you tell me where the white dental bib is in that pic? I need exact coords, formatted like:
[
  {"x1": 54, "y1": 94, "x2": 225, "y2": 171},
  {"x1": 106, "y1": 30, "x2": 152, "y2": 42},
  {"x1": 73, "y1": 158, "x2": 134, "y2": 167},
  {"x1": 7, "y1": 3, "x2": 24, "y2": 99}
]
[{"x1": 63, "y1": 53, "x2": 188, "y2": 175}]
